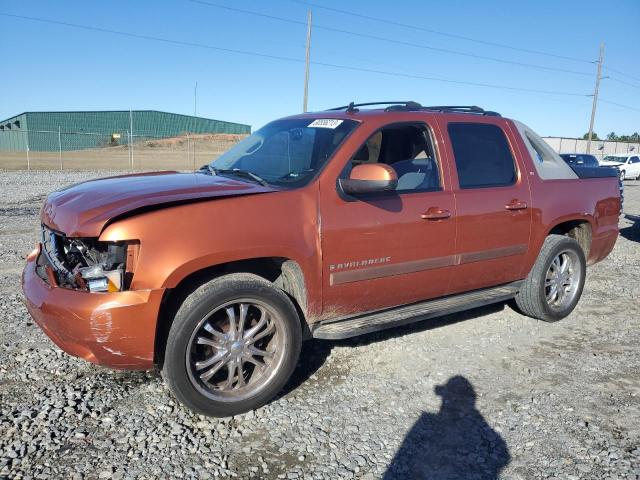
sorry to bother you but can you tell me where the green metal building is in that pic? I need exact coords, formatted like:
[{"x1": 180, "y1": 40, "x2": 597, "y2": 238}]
[{"x1": 0, "y1": 110, "x2": 250, "y2": 151}]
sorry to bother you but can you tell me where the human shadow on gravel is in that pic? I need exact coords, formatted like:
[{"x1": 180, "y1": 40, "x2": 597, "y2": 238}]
[
  {"x1": 620, "y1": 214, "x2": 640, "y2": 243},
  {"x1": 280, "y1": 303, "x2": 506, "y2": 398},
  {"x1": 383, "y1": 376, "x2": 510, "y2": 480}
]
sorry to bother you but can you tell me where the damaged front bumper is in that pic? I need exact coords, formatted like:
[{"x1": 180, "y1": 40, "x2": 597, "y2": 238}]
[{"x1": 22, "y1": 245, "x2": 164, "y2": 370}]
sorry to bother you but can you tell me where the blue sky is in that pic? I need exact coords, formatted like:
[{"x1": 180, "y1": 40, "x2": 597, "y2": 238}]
[{"x1": 1, "y1": 0, "x2": 638, "y2": 137}]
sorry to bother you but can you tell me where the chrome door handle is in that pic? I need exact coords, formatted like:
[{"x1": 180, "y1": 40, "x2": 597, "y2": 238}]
[
  {"x1": 505, "y1": 200, "x2": 528, "y2": 211},
  {"x1": 421, "y1": 208, "x2": 452, "y2": 220}
]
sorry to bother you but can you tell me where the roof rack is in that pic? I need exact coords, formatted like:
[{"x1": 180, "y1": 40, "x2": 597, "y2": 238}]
[
  {"x1": 327, "y1": 101, "x2": 421, "y2": 113},
  {"x1": 419, "y1": 105, "x2": 501, "y2": 117},
  {"x1": 326, "y1": 101, "x2": 501, "y2": 117}
]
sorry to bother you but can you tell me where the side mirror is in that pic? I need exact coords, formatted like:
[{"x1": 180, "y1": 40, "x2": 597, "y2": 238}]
[{"x1": 339, "y1": 163, "x2": 398, "y2": 195}]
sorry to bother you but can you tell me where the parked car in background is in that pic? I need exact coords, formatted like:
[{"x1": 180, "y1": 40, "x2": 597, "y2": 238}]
[
  {"x1": 22, "y1": 102, "x2": 621, "y2": 417},
  {"x1": 600, "y1": 154, "x2": 640, "y2": 181},
  {"x1": 560, "y1": 153, "x2": 624, "y2": 210},
  {"x1": 559, "y1": 153, "x2": 599, "y2": 167}
]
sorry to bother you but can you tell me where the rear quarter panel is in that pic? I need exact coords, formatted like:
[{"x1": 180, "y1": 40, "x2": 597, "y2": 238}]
[{"x1": 507, "y1": 121, "x2": 620, "y2": 273}]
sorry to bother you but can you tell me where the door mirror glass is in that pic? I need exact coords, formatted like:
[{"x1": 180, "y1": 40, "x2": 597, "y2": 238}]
[{"x1": 339, "y1": 163, "x2": 398, "y2": 194}]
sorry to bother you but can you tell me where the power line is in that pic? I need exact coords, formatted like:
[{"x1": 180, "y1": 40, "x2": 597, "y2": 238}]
[
  {"x1": 293, "y1": 0, "x2": 640, "y2": 90},
  {"x1": 290, "y1": 0, "x2": 595, "y2": 65},
  {"x1": 0, "y1": 12, "x2": 590, "y2": 98},
  {"x1": 603, "y1": 67, "x2": 640, "y2": 83},
  {"x1": 312, "y1": 62, "x2": 589, "y2": 97},
  {"x1": 606, "y1": 76, "x2": 640, "y2": 91},
  {"x1": 0, "y1": 13, "x2": 310, "y2": 62},
  {"x1": 599, "y1": 98, "x2": 640, "y2": 113},
  {"x1": 188, "y1": 0, "x2": 594, "y2": 77}
]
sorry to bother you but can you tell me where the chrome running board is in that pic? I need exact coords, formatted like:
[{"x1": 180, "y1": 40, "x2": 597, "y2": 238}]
[{"x1": 311, "y1": 281, "x2": 523, "y2": 340}]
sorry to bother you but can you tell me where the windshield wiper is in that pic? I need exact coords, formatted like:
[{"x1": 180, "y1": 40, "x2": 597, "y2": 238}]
[{"x1": 205, "y1": 166, "x2": 269, "y2": 186}]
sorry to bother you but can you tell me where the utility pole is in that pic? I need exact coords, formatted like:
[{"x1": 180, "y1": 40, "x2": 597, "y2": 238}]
[
  {"x1": 303, "y1": 10, "x2": 312, "y2": 112},
  {"x1": 587, "y1": 43, "x2": 605, "y2": 154},
  {"x1": 194, "y1": 81, "x2": 198, "y2": 116}
]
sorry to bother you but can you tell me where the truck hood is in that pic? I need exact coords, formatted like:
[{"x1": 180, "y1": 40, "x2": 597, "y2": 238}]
[{"x1": 41, "y1": 171, "x2": 278, "y2": 237}]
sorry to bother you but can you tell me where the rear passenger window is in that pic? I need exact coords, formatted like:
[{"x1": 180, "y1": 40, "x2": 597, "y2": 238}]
[{"x1": 448, "y1": 123, "x2": 516, "y2": 189}]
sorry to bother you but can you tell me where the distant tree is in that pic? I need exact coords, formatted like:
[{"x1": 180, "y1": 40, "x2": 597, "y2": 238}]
[
  {"x1": 582, "y1": 132, "x2": 599, "y2": 140},
  {"x1": 580, "y1": 132, "x2": 640, "y2": 142}
]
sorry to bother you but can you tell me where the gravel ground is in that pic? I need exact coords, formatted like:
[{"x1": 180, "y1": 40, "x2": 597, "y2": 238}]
[{"x1": 1, "y1": 170, "x2": 639, "y2": 480}]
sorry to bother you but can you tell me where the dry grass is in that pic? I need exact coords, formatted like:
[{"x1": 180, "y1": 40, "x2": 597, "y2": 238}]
[{"x1": 0, "y1": 133, "x2": 247, "y2": 171}]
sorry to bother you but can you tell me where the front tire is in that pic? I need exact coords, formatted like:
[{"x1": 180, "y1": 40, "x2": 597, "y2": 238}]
[
  {"x1": 620, "y1": 170, "x2": 626, "y2": 181},
  {"x1": 515, "y1": 235, "x2": 586, "y2": 322},
  {"x1": 163, "y1": 273, "x2": 302, "y2": 417}
]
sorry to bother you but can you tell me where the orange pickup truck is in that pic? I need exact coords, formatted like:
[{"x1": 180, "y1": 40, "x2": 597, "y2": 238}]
[{"x1": 22, "y1": 102, "x2": 621, "y2": 416}]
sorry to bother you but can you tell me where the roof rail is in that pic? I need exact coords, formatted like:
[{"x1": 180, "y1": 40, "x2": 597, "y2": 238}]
[
  {"x1": 327, "y1": 101, "x2": 421, "y2": 113},
  {"x1": 421, "y1": 105, "x2": 501, "y2": 117},
  {"x1": 326, "y1": 101, "x2": 501, "y2": 117}
]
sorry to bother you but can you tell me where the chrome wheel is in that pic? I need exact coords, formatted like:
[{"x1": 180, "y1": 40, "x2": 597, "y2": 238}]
[
  {"x1": 186, "y1": 299, "x2": 285, "y2": 402},
  {"x1": 544, "y1": 250, "x2": 582, "y2": 311}
]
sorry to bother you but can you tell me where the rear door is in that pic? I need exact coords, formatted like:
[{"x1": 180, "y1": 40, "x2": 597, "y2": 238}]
[{"x1": 441, "y1": 119, "x2": 532, "y2": 294}]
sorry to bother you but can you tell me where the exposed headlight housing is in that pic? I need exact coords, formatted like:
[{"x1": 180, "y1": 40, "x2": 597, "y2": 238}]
[
  {"x1": 80, "y1": 264, "x2": 124, "y2": 292},
  {"x1": 40, "y1": 225, "x2": 138, "y2": 292}
]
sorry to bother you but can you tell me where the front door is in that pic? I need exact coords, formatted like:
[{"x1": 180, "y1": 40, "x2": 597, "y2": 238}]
[{"x1": 319, "y1": 121, "x2": 457, "y2": 317}]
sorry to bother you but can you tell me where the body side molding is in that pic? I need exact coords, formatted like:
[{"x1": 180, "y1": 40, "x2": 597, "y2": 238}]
[{"x1": 329, "y1": 245, "x2": 527, "y2": 286}]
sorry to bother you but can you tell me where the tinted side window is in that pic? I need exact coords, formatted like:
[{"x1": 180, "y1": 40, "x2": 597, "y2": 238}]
[
  {"x1": 631, "y1": 156, "x2": 640, "y2": 164},
  {"x1": 448, "y1": 123, "x2": 516, "y2": 189}
]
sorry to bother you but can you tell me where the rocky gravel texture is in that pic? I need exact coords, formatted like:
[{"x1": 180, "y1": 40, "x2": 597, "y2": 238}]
[{"x1": 1, "y1": 170, "x2": 639, "y2": 479}]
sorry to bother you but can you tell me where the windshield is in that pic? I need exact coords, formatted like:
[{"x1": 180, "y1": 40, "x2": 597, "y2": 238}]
[
  {"x1": 210, "y1": 118, "x2": 358, "y2": 188},
  {"x1": 602, "y1": 156, "x2": 626, "y2": 163}
]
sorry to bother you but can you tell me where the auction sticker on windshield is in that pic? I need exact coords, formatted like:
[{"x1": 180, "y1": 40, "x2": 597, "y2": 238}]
[{"x1": 308, "y1": 119, "x2": 344, "y2": 129}]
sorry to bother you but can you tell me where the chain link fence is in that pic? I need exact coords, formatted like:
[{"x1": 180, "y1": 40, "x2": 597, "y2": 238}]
[
  {"x1": 0, "y1": 129, "x2": 247, "y2": 171},
  {"x1": 5, "y1": 129, "x2": 637, "y2": 171},
  {"x1": 543, "y1": 137, "x2": 640, "y2": 161}
]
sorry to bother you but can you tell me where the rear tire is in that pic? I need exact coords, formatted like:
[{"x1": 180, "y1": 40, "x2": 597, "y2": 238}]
[
  {"x1": 515, "y1": 235, "x2": 586, "y2": 322},
  {"x1": 163, "y1": 273, "x2": 302, "y2": 417}
]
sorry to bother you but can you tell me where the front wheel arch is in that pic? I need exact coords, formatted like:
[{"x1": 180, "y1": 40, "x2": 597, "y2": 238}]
[{"x1": 154, "y1": 258, "x2": 308, "y2": 368}]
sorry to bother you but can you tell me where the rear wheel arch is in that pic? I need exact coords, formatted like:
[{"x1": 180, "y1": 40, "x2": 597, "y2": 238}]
[
  {"x1": 154, "y1": 257, "x2": 308, "y2": 368},
  {"x1": 547, "y1": 219, "x2": 592, "y2": 259}
]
